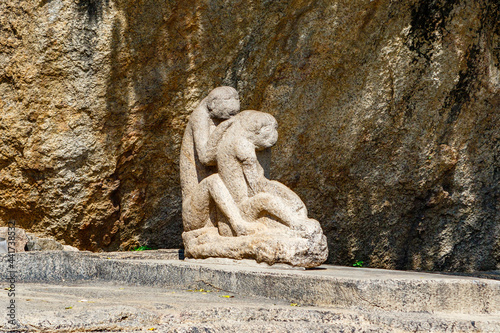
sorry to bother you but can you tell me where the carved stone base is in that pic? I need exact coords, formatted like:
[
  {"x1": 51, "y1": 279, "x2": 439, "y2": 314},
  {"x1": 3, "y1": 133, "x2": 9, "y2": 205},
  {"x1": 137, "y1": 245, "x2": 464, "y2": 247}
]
[{"x1": 182, "y1": 222, "x2": 328, "y2": 268}]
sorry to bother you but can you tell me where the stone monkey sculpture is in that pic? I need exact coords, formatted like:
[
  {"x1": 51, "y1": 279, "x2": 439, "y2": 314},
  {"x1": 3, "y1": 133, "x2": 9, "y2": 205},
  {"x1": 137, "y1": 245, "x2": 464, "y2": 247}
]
[
  {"x1": 180, "y1": 89, "x2": 328, "y2": 267},
  {"x1": 179, "y1": 87, "x2": 260, "y2": 236},
  {"x1": 216, "y1": 110, "x2": 321, "y2": 235}
]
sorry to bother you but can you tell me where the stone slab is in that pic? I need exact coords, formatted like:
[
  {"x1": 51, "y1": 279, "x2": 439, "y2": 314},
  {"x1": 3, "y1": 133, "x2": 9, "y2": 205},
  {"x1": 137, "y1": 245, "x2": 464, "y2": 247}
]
[
  {"x1": 96, "y1": 249, "x2": 184, "y2": 260},
  {"x1": 1, "y1": 282, "x2": 500, "y2": 333},
  {"x1": 0, "y1": 251, "x2": 499, "y2": 316},
  {"x1": 0, "y1": 227, "x2": 28, "y2": 253}
]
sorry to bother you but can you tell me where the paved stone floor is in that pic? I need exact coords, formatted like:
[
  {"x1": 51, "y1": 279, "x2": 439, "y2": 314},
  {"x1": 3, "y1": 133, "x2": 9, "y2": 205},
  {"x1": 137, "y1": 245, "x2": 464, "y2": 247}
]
[
  {"x1": 1, "y1": 252, "x2": 499, "y2": 332},
  {"x1": 1, "y1": 281, "x2": 499, "y2": 332}
]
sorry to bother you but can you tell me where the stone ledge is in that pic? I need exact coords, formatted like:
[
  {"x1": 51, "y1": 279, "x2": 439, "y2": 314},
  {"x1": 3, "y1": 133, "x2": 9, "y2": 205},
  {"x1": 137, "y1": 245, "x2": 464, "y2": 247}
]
[
  {"x1": 1, "y1": 251, "x2": 498, "y2": 315},
  {"x1": 4, "y1": 282, "x2": 500, "y2": 332}
]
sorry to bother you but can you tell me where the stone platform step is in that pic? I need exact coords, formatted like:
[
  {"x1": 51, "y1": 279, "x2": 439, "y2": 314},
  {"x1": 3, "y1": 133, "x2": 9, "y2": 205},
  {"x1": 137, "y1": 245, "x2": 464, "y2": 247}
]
[
  {"x1": 1, "y1": 251, "x2": 499, "y2": 316},
  {"x1": 3, "y1": 282, "x2": 499, "y2": 333}
]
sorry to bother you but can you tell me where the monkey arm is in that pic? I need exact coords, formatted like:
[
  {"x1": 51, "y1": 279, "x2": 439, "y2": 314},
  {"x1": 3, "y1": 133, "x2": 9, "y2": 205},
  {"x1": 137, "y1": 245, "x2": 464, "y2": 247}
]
[
  {"x1": 205, "y1": 118, "x2": 235, "y2": 164},
  {"x1": 192, "y1": 105, "x2": 235, "y2": 166},
  {"x1": 237, "y1": 141, "x2": 266, "y2": 196},
  {"x1": 191, "y1": 108, "x2": 216, "y2": 166}
]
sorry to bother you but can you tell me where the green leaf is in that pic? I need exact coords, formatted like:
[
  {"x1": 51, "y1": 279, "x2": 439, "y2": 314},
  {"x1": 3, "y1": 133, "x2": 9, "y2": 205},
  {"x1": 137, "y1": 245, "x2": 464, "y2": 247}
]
[
  {"x1": 131, "y1": 246, "x2": 153, "y2": 251},
  {"x1": 353, "y1": 260, "x2": 364, "y2": 267}
]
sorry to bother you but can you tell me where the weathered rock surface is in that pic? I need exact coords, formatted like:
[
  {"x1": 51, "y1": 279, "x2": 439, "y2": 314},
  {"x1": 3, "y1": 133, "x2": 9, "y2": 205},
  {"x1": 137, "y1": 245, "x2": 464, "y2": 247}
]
[{"x1": 0, "y1": 0, "x2": 498, "y2": 271}]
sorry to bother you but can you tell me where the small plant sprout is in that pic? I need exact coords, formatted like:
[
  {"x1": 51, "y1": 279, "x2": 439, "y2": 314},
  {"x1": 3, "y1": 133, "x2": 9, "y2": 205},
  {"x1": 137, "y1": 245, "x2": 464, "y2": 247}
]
[
  {"x1": 353, "y1": 260, "x2": 364, "y2": 267},
  {"x1": 131, "y1": 246, "x2": 153, "y2": 251}
]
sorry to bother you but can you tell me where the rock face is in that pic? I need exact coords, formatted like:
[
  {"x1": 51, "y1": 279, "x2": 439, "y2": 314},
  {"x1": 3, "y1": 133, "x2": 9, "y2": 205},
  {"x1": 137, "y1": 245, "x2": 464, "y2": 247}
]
[{"x1": 0, "y1": 0, "x2": 498, "y2": 271}]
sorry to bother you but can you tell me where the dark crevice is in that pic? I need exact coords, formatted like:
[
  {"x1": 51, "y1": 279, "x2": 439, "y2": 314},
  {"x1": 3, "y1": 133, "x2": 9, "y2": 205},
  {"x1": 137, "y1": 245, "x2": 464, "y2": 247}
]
[
  {"x1": 442, "y1": 45, "x2": 480, "y2": 124},
  {"x1": 407, "y1": 0, "x2": 460, "y2": 61},
  {"x1": 38, "y1": 0, "x2": 53, "y2": 7},
  {"x1": 77, "y1": 0, "x2": 109, "y2": 24},
  {"x1": 0, "y1": 75, "x2": 15, "y2": 87},
  {"x1": 396, "y1": 196, "x2": 426, "y2": 270}
]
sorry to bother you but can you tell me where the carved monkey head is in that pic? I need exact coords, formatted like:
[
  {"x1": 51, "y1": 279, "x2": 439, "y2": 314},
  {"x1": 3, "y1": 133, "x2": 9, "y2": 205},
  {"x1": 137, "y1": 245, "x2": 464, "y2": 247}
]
[
  {"x1": 206, "y1": 86, "x2": 240, "y2": 120},
  {"x1": 238, "y1": 110, "x2": 279, "y2": 150}
]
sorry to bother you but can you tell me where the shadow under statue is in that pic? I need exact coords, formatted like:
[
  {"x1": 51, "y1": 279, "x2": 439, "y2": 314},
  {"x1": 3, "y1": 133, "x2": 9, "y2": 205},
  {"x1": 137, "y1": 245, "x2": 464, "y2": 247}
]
[{"x1": 179, "y1": 87, "x2": 328, "y2": 268}]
